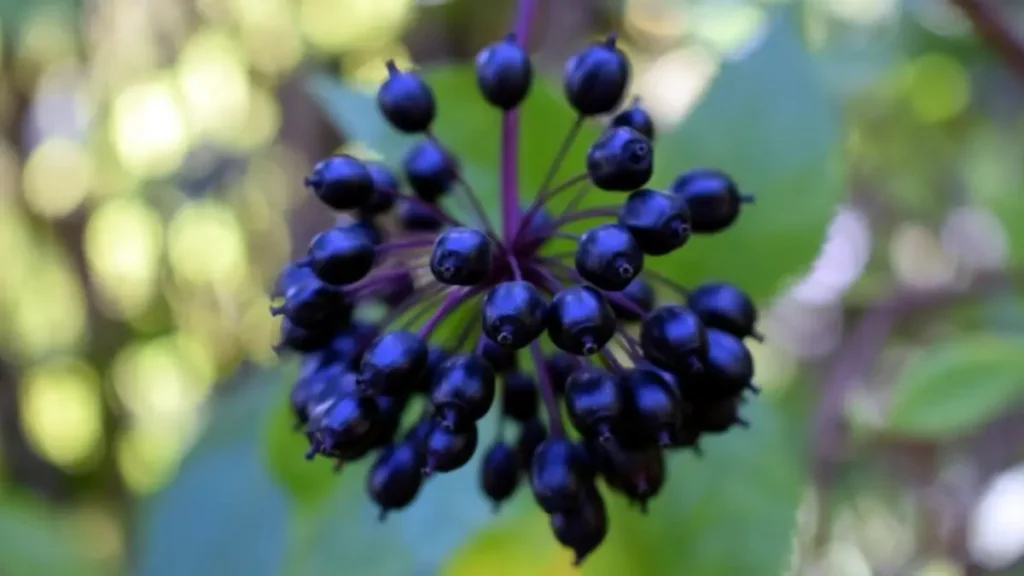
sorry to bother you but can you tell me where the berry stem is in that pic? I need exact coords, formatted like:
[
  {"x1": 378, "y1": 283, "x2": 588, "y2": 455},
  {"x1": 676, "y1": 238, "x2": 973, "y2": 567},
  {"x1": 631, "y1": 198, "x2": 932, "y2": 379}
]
[
  {"x1": 344, "y1": 268, "x2": 413, "y2": 295},
  {"x1": 378, "y1": 282, "x2": 447, "y2": 331},
  {"x1": 376, "y1": 238, "x2": 436, "y2": 253},
  {"x1": 563, "y1": 182, "x2": 594, "y2": 215},
  {"x1": 551, "y1": 206, "x2": 619, "y2": 228},
  {"x1": 377, "y1": 188, "x2": 465, "y2": 228},
  {"x1": 640, "y1": 269, "x2": 690, "y2": 297},
  {"x1": 529, "y1": 340, "x2": 565, "y2": 437},
  {"x1": 417, "y1": 287, "x2": 475, "y2": 339}
]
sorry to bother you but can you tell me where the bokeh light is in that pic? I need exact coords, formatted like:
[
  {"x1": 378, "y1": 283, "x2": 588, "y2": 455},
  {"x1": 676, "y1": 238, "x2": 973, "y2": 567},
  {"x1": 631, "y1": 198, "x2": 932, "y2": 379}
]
[
  {"x1": 19, "y1": 359, "x2": 104, "y2": 470},
  {"x1": 110, "y1": 78, "x2": 189, "y2": 177}
]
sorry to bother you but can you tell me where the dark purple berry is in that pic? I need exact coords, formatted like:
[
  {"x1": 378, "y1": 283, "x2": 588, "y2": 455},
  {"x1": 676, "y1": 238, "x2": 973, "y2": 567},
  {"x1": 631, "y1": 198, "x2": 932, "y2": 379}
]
[
  {"x1": 357, "y1": 331, "x2": 428, "y2": 395},
  {"x1": 640, "y1": 305, "x2": 707, "y2": 375},
  {"x1": 270, "y1": 279, "x2": 350, "y2": 332},
  {"x1": 430, "y1": 227, "x2": 493, "y2": 286},
  {"x1": 404, "y1": 139, "x2": 458, "y2": 202},
  {"x1": 272, "y1": 261, "x2": 318, "y2": 298},
  {"x1": 289, "y1": 361, "x2": 347, "y2": 426},
  {"x1": 424, "y1": 421, "x2": 479, "y2": 474},
  {"x1": 305, "y1": 224, "x2": 376, "y2": 286},
  {"x1": 480, "y1": 442, "x2": 521, "y2": 509},
  {"x1": 695, "y1": 328, "x2": 755, "y2": 400},
  {"x1": 501, "y1": 371, "x2": 538, "y2": 423},
  {"x1": 482, "y1": 281, "x2": 549, "y2": 350},
  {"x1": 563, "y1": 35, "x2": 630, "y2": 116},
  {"x1": 367, "y1": 441, "x2": 425, "y2": 519},
  {"x1": 610, "y1": 98, "x2": 654, "y2": 140},
  {"x1": 544, "y1": 353, "x2": 577, "y2": 395},
  {"x1": 575, "y1": 223, "x2": 643, "y2": 291},
  {"x1": 564, "y1": 367, "x2": 623, "y2": 442},
  {"x1": 430, "y1": 354, "x2": 497, "y2": 429},
  {"x1": 610, "y1": 277, "x2": 655, "y2": 322},
  {"x1": 588, "y1": 441, "x2": 664, "y2": 511},
  {"x1": 688, "y1": 282, "x2": 760, "y2": 340},
  {"x1": 618, "y1": 188, "x2": 691, "y2": 255},
  {"x1": 397, "y1": 200, "x2": 444, "y2": 232},
  {"x1": 313, "y1": 394, "x2": 380, "y2": 460},
  {"x1": 417, "y1": 346, "x2": 451, "y2": 393},
  {"x1": 377, "y1": 60, "x2": 435, "y2": 133},
  {"x1": 481, "y1": 338, "x2": 518, "y2": 373},
  {"x1": 697, "y1": 395, "x2": 748, "y2": 433},
  {"x1": 304, "y1": 155, "x2": 374, "y2": 210},
  {"x1": 621, "y1": 368, "x2": 681, "y2": 447},
  {"x1": 368, "y1": 393, "x2": 409, "y2": 449},
  {"x1": 669, "y1": 169, "x2": 752, "y2": 233},
  {"x1": 359, "y1": 161, "x2": 399, "y2": 216},
  {"x1": 516, "y1": 418, "x2": 547, "y2": 467},
  {"x1": 379, "y1": 270, "x2": 416, "y2": 308},
  {"x1": 550, "y1": 486, "x2": 607, "y2": 566},
  {"x1": 475, "y1": 34, "x2": 533, "y2": 110},
  {"x1": 276, "y1": 318, "x2": 332, "y2": 353},
  {"x1": 351, "y1": 217, "x2": 384, "y2": 247},
  {"x1": 321, "y1": 321, "x2": 375, "y2": 368},
  {"x1": 547, "y1": 285, "x2": 616, "y2": 356},
  {"x1": 529, "y1": 438, "x2": 595, "y2": 514},
  {"x1": 586, "y1": 126, "x2": 652, "y2": 192}
]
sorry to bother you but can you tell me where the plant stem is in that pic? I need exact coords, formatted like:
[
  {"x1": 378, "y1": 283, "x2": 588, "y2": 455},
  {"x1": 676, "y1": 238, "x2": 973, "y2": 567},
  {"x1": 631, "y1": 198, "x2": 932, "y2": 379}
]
[
  {"x1": 500, "y1": 0, "x2": 539, "y2": 242},
  {"x1": 417, "y1": 287, "x2": 475, "y2": 339}
]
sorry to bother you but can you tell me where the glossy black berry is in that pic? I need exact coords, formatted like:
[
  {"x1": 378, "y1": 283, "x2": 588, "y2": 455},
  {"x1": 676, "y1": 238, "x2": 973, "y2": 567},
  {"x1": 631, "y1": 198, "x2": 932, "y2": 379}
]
[
  {"x1": 563, "y1": 35, "x2": 630, "y2": 116},
  {"x1": 416, "y1": 346, "x2": 451, "y2": 394},
  {"x1": 321, "y1": 321, "x2": 375, "y2": 368},
  {"x1": 544, "y1": 353, "x2": 577, "y2": 396},
  {"x1": 404, "y1": 139, "x2": 458, "y2": 202},
  {"x1": 548, "y1": 285, "x2": 616, "y2": 356},
  {"x1": 696, "y1": 328, "x2": 755, "y2": 400},
  {"x1": 480, "y1": 442, "x2": 521, "y2": 509},
  {"x1": 502, "y1": 371, "x2": 538, "y2": 423},
  {"x1": 640, "y1": 305, "x2": 708, "y2": 375},
  {"x1": 312, "y1": 394, "x2": 380, "y2": 460},
  {"x1": 368, "y1": 392, "x2": 410, "y2": 449},
  {"x1": 304, "y1": 155, "x2": 375, "y2": 210},
  {"x1": 698, "y1": 395, "x2": 749, "y2": 433},
  {"x1": 589, "y1": 441, "x2": 664, "y2": 511},
  {"x1": 530, "y1": 438, "x2": 595, "y2": 513},
  {"x1": 565, "y1": 367, "x2": 624, "y2": 442},
  {"x1": 482, "y1": 281, "x2": 549, "y2": 350},
  {"x1": 610, "y1": 98, "x2": 654, "y2": 140},
  {"x1": 586, "y1": 126, "x2": 652, "y2": 192},
  {"x1": 669, "y1": 169, "x2": 753, "y2": 233},
  {"x1": 517, "y1": 205, "x2": 556, "y2": 255},
  {"x1": 480, "y1": 338, "x2": 517, "y2": 373},
  {"x1": 610, "y1": 277, "x2": 655, "y2": 322},
  {"x1": 397, "y1": 199, "x2": 444, "y2": 233},
  {"x1": 357, "y1": 331, "x2": 428, "y2": 395},
  {"x1": 618, "y1": 188, "x2": 691, "y2": 255},
  {"x1": 367, "y1": 441, "x2": 425, "y2": 519},
  {"x1": 424, "y1": 421, "x2": 479, "y2": 474},
  {"x1": 402, "y1": 416, "x2": 434, "y2": 448},
  {"x1": 516, "y1": 418, "x2": 547, "y2": 467},
  {"x1": 575, "y1": 223, "x2": 643, "y2": 291},
  {"x1": 272, "y1": 261, "x2": 318, "y2": 299},
  {"x1": 688, "y1": 282, "x2": 760, "y2": 340},
  {"x1": 430, "y1": 227, "x2": 493, "y2": 286},
  {"x1": 360, "y1": 161, "x2": 399, "y2": 216},
  {"x1": 271, "y1": 278, "x2": 350, "y2": 332},
  {"x1": 621, "y1": 368, "x2": 681, "y2": 447},
  {"x1": 305, "y1": 224, "x2": 376, "y2": 286},
  {"x1": 430, "y1": 354, "x2": 497, "y2": 429},
  {"x1": 351, "y1": 217, "x2": 384, "y2": 247},
  {"x1": 289, "y1": 361, "x2": 347, "y2": 426},
  {"x1": 475, "y1": 34, "x2": 533, "y2": 110},
  {"x1": 550, "y1": 486, "x2": 607, "y2": 566},
  {"x1": 276, "y1": 318, "x2": 332, "y2": 353},
  {"x1": 377, "y1": 60, "x2": 435, "y2": 133}
]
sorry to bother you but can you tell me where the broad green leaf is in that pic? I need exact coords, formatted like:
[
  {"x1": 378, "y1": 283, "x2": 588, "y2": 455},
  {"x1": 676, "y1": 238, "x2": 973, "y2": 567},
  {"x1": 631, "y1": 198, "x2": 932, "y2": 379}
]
[
  {"x1": 886, "y1": 334, "x2": 1024, "y2": 439},
  {"x1": 0, "y1": 494, "x2": 102, "y2": 576}
]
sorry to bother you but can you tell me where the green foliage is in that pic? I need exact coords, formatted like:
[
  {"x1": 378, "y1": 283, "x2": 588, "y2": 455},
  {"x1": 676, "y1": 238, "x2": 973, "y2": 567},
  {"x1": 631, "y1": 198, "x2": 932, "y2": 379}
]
[
  {"x1": 886, "y1": 334, "x2": 1024, "y2": 439},
  {"x1": 0, "y1": 493, "x2": 102, "y2": 576}
]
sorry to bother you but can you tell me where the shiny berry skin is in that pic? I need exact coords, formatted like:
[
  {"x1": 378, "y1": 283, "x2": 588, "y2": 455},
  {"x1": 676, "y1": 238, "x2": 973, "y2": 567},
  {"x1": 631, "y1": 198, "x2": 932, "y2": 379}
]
[
  {"x1": 669, "y1": 169, "x2": 753, "y2": 233},
  {"x1": 482, "y1": 281, "x2": 549, "y2": 349},
  {"x1": 530, "y1": 438, "x2": 595, "y2": 513},
  {"x1": 575, "y1": 223, "x2": 644, "y2": 291},
  {"x1": 640, "y1": 305, "x2": 708, "y2": 375},
  {"x1": 367, "y1": 441, "x2": 425, "y2": 519},
  {"x1": 610, "y1": 277, "x2": 655, "y2": 322},
  {"x1": 403, "y1": 139, "x2": 458, "y2": 202},
  {"x1": 273, "y1": 261, "x2": 318, "y2": 299},
  {"x1": 271, "y1": 279, "x2": 351, "y2": 331},
  {"x1": 430, "y1": 227, "x2": 493, "y2": 286},
  {"x1": 544, "y1": 353, "x2": 577, "y2": 395},
  {"x1": 304, "y1": 155, "x2": 375, "y2": 210},
  {"x1": 564, "y1": 367, "x2": 624, "y2": 442},
  {"x1": 397, "y1": 200, "x2": 444, "y2": 233},
  {"x1": 377, "y1": 60, "x2": 435, "y2": 133},
  {"x1": 416, "y1": 346, "x2": 451, "y2": 394},
  {"x1": 550, "y1": 486, "x2": 607, "y2": 566},
  {"x1": 547, "y1": 285, "x2": 616, "y2": 356},
  {"x1": 618, "y1": 188, "x2": 691, "y2": 255},
  {"x1": 289, "y1": 362, "x2": 345, "y2": 425},
  {"x1": 352, "y1": 218, "x2": 384, "y2": 247},
  {"x1": 516, "y1": 418, "x2": 547, "y2": 467},
  {"x1": 306, "y1": 224, "x2": 376, "y2": 286},
  {"x1": 357, "y1": 331, "x2": 428, "y2": 395},
  {"x1": 360, "y1": 161, "x2": 399, "y2": 216},
  {"x1": 687, "y1": 282, "x2": 760, "y2": 340},
  {"x1": 430, "y1": 354, "x2": 497, "y2": 429},
  {"x1": 501, "y1": 371, "x2": 538, "y2": 422},
  {"x1": 696, "y1": 328, "x2": 755, "y2": 400},
  {"x1": 368, "y1": 393, "x2": 410, "y2": 449},
  {"x1": 589, "y1": 441, "x2": 664, "y2": 511},
  {"x1": 480, "y1": 442, "x2": 521, "y2": 509},
  {"x1": 402, "y1": 416, "x2": 434, "y2": 448},
  {"x1": 563, "y1": 35, "x2": 630, "y2": 116},
  {"x1": 586, "y1": 126, "x2": 652, "y2": 192},
  {"x1": 480, "y1": 338, "x2": 517, "y2": 373},
  {"x1": 698, "y1": 396, "x2": 749, "y2": 433},
  {"x1": 475, "y1": 34, "x2": 533, "y2": 110},
  {"x1": 276, "y1": 318, "x2": 332, "y2": 353},
  {"x1": 610, "y1": 98, "x2": 654, "y2": 141},
  {"x1": 321, "y1": 321, "x2": 375, "y2": 368},
  {"x1": 424, "y1": 421, "x2": 479, "y2": 474},
  {"x1": 313, "y1": 394, "x2": 380, "y2": 460},
  {"x1": 621, "y1": 368, "x2": 681, "y2": 447}
]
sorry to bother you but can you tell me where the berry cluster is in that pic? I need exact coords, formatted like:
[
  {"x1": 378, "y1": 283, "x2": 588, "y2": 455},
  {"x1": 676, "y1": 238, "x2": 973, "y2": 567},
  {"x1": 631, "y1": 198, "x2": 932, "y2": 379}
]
[{"x1": 272, "y1": 30, "x2": 761, "y2": 566}]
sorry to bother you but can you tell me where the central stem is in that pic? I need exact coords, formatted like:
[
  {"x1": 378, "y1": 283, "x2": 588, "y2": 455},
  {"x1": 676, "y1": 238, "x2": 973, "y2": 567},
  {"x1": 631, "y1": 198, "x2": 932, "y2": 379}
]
[{"x1": 499, "y1": 0, "x2": 538, "y2": 243}]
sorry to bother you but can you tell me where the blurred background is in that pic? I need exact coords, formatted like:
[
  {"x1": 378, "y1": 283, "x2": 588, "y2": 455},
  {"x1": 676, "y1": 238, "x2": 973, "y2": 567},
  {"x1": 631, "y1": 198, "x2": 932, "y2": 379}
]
[{"x1": 0, "y1": 0, "x2": 1023, "y2": 574}]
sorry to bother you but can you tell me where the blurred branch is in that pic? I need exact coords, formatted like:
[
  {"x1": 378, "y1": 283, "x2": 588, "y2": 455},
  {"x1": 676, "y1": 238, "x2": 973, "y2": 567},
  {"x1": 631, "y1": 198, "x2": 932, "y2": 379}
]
[{"x1": 951, "y1": 0, "x2": 1024, "y2": 81}]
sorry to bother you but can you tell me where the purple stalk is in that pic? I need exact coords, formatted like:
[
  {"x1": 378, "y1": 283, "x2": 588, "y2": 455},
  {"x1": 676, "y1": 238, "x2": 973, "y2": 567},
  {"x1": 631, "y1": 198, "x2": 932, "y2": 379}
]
[
  {"x1": 417, "y1": 287, "x2": 474, "y2": 339},
  {"x1": 500, "y1": 0, "x2": 538, "y2": 242}
]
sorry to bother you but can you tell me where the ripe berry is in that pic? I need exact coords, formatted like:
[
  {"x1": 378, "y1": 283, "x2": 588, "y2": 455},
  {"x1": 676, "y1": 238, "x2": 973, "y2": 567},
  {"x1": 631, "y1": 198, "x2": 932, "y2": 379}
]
[
  {"x1": 289, "y1": 362, "x2": 345, "y2": 426},
  {"x1": 368, "y1": 392, "x2": 409, "y2": 449},
  {"x1": 563, "y1": 35, "x2": 630, "y2": 116},
  {"x1": 404, "y1": 139, "x2": 458, "y2": 202},
  {"x1": 480, "y1": 442, "x2": 521, "y2": 510},
  {"x1": 640, "y1": 305, "x2": 708, "y2": 375},
  {"x1": 696, "y1": 328, "x2": 755, "y2": 400},
  {"x1": 610, "y1": 98, "x2": 654, "y2": 141},
  {"x1": 321, "y1": 321, "x2": 375, "y2": 368},
  {"x1": 430, "y1": 354, "x2": 497, "y2": 429},
  {"x1": 669, "y1": 169, "x2": 753, "y2": 233},
  {"x1": 586, "y1": 126, "x2": 652, "y2": 192},
  {"x1": 402, "y1": 416, "x2": 434, "y2": 448},
  {"x1": 312, "y1": 394, "x2": 380, "y2": 460},
  {"x1": 360, "y1": 161, "x2": 399, "y2": 216},
  {"x1": 480, "y1": 338, "x2": 518, "y2": 373},
  {"x1": 430, "y1": 227, "x2": 493, "y2": 286},
  {"x1": 482, "y1": 281, "x2": 549, "y2": 350},
  {"x1": 621, "y1": 368, "x2": 681, "y2": 447},
  {"x1": 550, "y1": 486, "x2": 607, "y2": 566},
  {"x1": 502, "y1": 371, "x2": 538, "y2": 422},
  {"x1": 367, "y1": 440, "x2": 425, "y2": 520},
  {"x1": 589, "y1": 442, "x2": 664, "y2": 512},
  {"x1": 564, "y1": 367, "x2": 624, "y2": 442},
  {"x1": 575, "y1": 223, "x2": 644, "y2": 291},
  {"x1": 271, "y1": 279, "x2": 351, "y2": 331},
  {"x1": 544, "y1": 353, "x2": 577, "y2": 395},
  {"x1": 304, "y1": 155, "x2": 374, "y2": 210},
  {"x1": 475, "y1": 34, "x2": 533, "y2": 110},
  {"x1": 276, "y1": 318, "x2": 332, "y2": 353},
  {"x1": 697, "y1": 395, "x2": 749, "y2": 434},
  {"x1": 397, "y1": 200, "x2": 444, "y2": 233},
  {"x1": 352, "y1": 218, "x2": 384, "y2": 247},
  {"x1": 305, "y1": 224, "x2": 376, "y2": 286},
  {"x1": 687, "y1": 282, "x2": 761, "y2": 340},
  {"x1": 273, "y1": 261, "x2": 318, "y2": 299},
  {"x1": 357, "y1": 331, "x2": 428, "y2": 395},
  {"x1": 379, "y1": 271, "x2": 416, "y2": 308},
  {"x1": 530, "y1": 438, "x2": 595, "y2": 513},
  {"x1": 416, "y1": 345, "x2": 451, "y2": 394},
  {"x1": 377, "y1": 60, "x2": 436, "y2": 133},
  {"x1": 610, "y1": 277, "x2": 655, "y2": 322},
  {"x1": 548, "y1": 285, "x2": 616, "y2": 356},
  {"x1": 516, "y1": 418, "x2": 547, "y2": 467},
  {"x1": 424, "y1": 421, "x2": 479, "y2": 474},
  {"x1": 618, "y1": 189, "x2": 691, "y2": 255}
]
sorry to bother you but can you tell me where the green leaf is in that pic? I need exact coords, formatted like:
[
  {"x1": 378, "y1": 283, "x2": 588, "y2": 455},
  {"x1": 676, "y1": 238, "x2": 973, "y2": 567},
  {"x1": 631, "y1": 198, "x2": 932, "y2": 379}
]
[
  {"x1": 0, "y1": 494, "x2": 102, "y2": 576},
  {"x1": 652, "y1": 12, "x2": 844, "y2": 301},
  {"x1": 263, "y1": 383, "x2": 339, "y2": 510},
  {"x1": 886, "y1": 334, "x2": 1024, "y2": 439}
]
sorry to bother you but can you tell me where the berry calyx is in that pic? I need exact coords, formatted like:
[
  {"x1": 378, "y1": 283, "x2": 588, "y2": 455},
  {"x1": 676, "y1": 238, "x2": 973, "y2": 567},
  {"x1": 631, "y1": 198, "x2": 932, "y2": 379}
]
[
  {"x1": 586, "y1": 126, "x2": 653, "y2": 192},
  {"x1": 480, "y1": 441, "x2": 521, "y2": 510},
  {"x1": 575, "y1": 223, "x2": 644, "y2": 291},
  {"x1": 618, "y1": 188, "x2": 691, "y2": 255},
  {"x1": 564, "y1": 367, "x2": 624, "y2": 442},
  {"x1": 377, "y1": 60, "x2": 436, "y2": 133},
  {"x1": 430, "y1": 354, "x2": 497, "y2": 430},
  {"x1": 430, "y1": 227, "x2": 494, "y2": 286},
  {"x1": 482, "y1": 281, "x2": 549, "y2": 349},
  {"x1": 304, "y1": 155, "x2": 375, "y2": 211},
  {"x1": 475, "y1": 33, "x2": 533, "y2": 110},
  {"x1": 548, "y1": 285, "x2": 616, "y2": 356},
  {"x1": 669, "y1": 168, "x2": 753, "y2": 233},
  {"x1": 563, "y1": 34, "x2": 630, "y2": 116}
]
